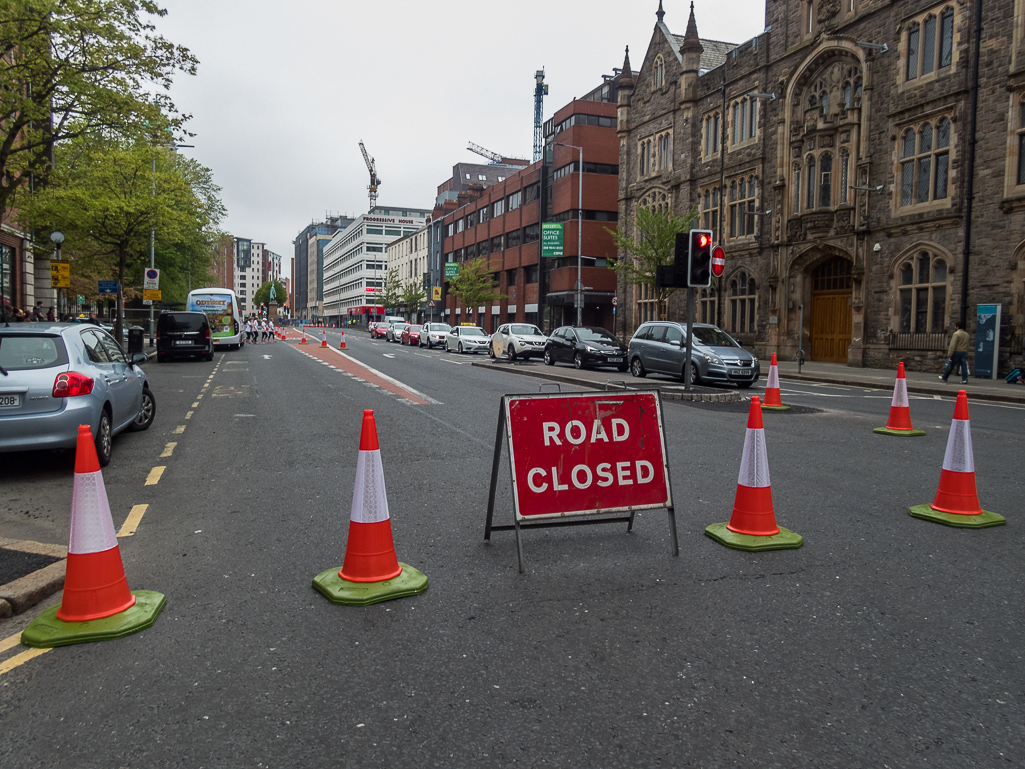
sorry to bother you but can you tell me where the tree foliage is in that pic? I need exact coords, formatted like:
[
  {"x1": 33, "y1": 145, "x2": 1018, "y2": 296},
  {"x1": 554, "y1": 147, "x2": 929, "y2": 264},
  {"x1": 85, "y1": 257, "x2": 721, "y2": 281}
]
[
  {"x1": 0, "y1": 0, "x2": 197, "y2": 217},
  {"x1": 606, "y1": 206, "x2": 697, "y2": 318},
  {"x1": 381, "y1": 267, "x2": 403, "y2": 312},
  {"x1": 446, "y1": 258, "x2": 505, "y2": 313},
  {"x1": 400, "y1": 281, "x2": 426, "y2": 319}
]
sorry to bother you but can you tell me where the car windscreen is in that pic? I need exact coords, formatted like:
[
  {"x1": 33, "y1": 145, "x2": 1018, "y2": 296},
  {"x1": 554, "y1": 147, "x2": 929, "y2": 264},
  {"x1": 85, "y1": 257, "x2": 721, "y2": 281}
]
[
  {"x1": 160, "y1": 314, "x2": 207, "y2": 332},
  {"x1": 409, "y1": 325, "x2": 422, "y2": 331},
  {"x1": 691, "y1": 327, "x2": 739, "y2": 347},
  {"x1": 576, "y1": 327, "x2": 619, "y2": 344},
  {"x1": 0, "y1": 334, "x2": 69, "y2": 371},
  {"x1": 510, "y1": 324, "x2": 543, "y2": 336},
  {"x1": 461, "y1": 327, "x2": 486, "y2": 337},
  {"x1": 432, "y1": 324, "x2": 451, "y2": 332}
]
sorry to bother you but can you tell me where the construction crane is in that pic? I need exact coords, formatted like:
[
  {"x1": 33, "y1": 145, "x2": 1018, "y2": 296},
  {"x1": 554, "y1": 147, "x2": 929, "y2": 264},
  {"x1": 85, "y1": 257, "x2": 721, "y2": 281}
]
[
  {"x1": 359, "y1": 140, "x2": 381, "y2": 211},
  {"x1": 533, "y1": 68, "x2": 548, "y2": 163},
  {"x1": 467, "y1": 141, "x2": 504, "y2": 165}
]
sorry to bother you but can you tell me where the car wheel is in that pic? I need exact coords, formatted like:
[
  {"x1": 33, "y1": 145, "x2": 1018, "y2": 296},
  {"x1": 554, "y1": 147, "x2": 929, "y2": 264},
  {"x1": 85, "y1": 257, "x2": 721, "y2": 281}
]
[
  {"x1": 543, "y1": 349, "x2": 555, "y2": 366},
  {"x1": 489, "y1": 344, "x2": 496, "y2": 359},
  {"x1": 94, "y1": 409, "x2": 113, "y2": 467},
  {"x1": 506, "y1": 345, "x2": 516, "y2": 362},
  {"x1": 204, "y1": 351, "x2": 214, "y2": 362},
  {"x1": 573, "y1": 352, "x2": 585, "y2": 369},
  {"x1": 128, "y1": 386, "x2": 156, "y2": 432},
  {"x1": 684, "y1": 363, "x2": 700, "y2": 385},
  {"x1": 458, "y1": 343, "x2": 464, "y2": 354},
  {"x1": 630, "y1": 357, "x2": 646, "y2": 378}
]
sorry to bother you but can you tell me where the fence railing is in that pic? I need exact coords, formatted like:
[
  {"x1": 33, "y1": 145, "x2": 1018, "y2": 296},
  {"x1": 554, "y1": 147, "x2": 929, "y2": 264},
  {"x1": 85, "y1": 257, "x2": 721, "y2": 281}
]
[{"x1": 888, "y1": 330, "x2": 947, "y2": 351}]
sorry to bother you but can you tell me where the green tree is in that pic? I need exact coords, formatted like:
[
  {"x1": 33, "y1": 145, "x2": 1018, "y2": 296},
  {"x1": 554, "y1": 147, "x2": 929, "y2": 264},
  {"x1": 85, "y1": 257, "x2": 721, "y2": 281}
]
[
  {"x1": 0, "y1": 0, "x2": 197, "y2": 217},
  {"x1": 252, "y1": 279, "x2": 287, "y2": 311},
  {"x1": 606, "y1": 206, "x2": 697, "y2": 320},
  {"x1": 400, "y1": 281, "x2": 427, "y2": 320},
  {"x1": 447, "y1": 258, "x2": 505, "y2": 317},
  {"x1": 26, "y1": 136, "x2": 224, "y2": 339},
  {"x1": 381, "y1": 267, "x2": 403, "y2": 313}
]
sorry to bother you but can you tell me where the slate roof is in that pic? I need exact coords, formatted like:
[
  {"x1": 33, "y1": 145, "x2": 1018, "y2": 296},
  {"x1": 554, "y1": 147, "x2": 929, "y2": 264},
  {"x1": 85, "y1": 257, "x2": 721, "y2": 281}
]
[{"x1": 671, "y1": 34, "x2": 737, "y2": 72}]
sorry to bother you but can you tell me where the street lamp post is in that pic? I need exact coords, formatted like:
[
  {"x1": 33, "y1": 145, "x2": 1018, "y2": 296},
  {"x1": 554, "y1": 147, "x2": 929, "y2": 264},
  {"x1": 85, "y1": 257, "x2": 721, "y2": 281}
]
[{"x1": 556, "y1": 142, "x2": 584, "y2": 326}]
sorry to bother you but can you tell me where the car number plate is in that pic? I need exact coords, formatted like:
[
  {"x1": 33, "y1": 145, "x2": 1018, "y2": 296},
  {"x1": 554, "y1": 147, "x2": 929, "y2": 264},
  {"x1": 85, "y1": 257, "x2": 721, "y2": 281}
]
[
  {"x1": 608, "y1": 357, "x2": 623, "y2": 363},
  {"x1": 0, "y1": 394, "x2": 21, "y2": 407},
  {"x1": 174, "y1": 340, "x2": 191, "y2": 345},
  {"x1": 730, "y1": 369, "x2": 746, "y2": 377}
]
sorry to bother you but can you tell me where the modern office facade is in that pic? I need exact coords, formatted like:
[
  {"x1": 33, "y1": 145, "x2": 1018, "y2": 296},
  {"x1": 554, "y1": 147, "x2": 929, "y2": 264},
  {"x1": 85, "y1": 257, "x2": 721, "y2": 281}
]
[
  {"x1": 321, "y1": 206, "x2": 430, "y2": 324},
  {"x1": 617, "y1": 1, "x2": 1025, "y2": 372},
  {"x1": 293, "y1": 215, "x2": 353, "y2": 322},
  {"x1": 385, "y1": 225, "x2": 431, "y2": 320}
]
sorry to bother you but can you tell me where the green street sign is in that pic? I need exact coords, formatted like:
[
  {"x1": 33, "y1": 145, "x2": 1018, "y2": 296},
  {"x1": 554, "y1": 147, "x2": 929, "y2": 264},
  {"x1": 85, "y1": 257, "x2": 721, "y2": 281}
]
[
  {"x1": 541, "y1": 222, "x2": 564, "y2": 258},
  {"x1": 445, "y1": 262, "x2": 460, "y2": 279}
]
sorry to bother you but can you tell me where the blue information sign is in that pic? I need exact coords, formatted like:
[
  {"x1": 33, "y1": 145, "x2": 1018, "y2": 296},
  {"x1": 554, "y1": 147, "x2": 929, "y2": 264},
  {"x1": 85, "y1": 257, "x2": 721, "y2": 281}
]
[
  {"x1": 974, "y1": 304, "x2": 1001, "y2": 379},
  {"x1": 98, "y1": 281, "x2": 118, "y2": 294}
]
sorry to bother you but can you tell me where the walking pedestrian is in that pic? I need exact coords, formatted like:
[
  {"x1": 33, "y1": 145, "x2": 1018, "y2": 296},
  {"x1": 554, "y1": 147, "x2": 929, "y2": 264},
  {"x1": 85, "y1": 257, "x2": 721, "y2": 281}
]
[
  {"x1": 46, "y1": 306, "x2": 55, "y2": 321},
  {"x1": 939, "y1": 321, "x2": 970, "y2": 384},
  {"x1": 32, "y1": 301, "x2": 45, "y2": 322}
]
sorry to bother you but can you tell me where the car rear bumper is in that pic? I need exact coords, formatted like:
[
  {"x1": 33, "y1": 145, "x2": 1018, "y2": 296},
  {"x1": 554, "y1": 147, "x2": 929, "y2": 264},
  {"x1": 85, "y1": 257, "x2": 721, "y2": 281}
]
[{"x1": 0, "y1": 397, "x2": 100, "y2": 452}]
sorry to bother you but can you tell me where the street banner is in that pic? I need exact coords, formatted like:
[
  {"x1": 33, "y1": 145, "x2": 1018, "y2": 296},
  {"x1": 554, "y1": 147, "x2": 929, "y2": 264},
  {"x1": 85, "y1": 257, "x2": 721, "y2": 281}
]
[
  {"x1": 143, "y1": 269, "x2": 160, "y2": 290},
  {"x1": 484, "y1": 391, "x2": 678, "y2": 572},
  {"x1": 432, "y1": 286, "x2": 442, "y2": 300},
  {"x1": 541, "y1": 222, "x2": 564, "y2": 258},
  {"x1": 50, "y1": 262, "x2": 70, "y2": 288}
]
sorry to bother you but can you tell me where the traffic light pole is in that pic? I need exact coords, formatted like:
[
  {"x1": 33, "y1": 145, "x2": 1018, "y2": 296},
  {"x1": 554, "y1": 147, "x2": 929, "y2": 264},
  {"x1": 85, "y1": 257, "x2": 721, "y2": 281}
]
[{"x1": 685, "y1": 286, "x2": 695, "y2": 391}]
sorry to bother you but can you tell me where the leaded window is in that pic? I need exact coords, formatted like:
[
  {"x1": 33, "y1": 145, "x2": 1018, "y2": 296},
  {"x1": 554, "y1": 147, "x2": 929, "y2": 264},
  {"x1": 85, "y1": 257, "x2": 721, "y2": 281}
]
[
  {"x1": 898, "y1": 252, "x2": 948, "y2": 333},
  {"x1": 899, "y1": 117, "x2": 951, "y2": 207},
  {"x1": 729, "y1": 272, "x2": 756, "y2": 334}
]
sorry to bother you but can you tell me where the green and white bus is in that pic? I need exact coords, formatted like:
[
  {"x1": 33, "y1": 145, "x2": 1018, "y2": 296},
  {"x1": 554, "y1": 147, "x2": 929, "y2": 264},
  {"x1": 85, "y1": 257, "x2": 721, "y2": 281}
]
[{"x1": 187, "y1": 288, "x2": 244, "y2": 350}]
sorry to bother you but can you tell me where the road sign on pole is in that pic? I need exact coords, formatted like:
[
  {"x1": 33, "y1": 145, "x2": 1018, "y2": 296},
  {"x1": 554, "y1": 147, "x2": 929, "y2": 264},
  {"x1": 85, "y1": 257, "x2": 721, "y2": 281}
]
[
  {"x1": 143, "y1": 269, "x2": 160, "y2": 290},
  {"x1": 711, "y1": 245, "x2": 726, "y2": 278}
]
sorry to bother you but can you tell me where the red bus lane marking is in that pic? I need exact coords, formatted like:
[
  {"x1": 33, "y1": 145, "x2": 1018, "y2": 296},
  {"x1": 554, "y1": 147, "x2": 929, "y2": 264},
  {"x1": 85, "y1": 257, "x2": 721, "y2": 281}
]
[{"x1": 289, "y1": 340, "x2": 431, "y2": 405}]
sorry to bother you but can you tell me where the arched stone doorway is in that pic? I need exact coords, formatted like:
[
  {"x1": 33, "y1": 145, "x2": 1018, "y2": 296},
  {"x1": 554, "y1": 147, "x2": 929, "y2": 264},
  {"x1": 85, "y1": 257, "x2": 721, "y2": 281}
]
[{"x1": 810, "y1": 256, "x2": 852, "y2": 362}]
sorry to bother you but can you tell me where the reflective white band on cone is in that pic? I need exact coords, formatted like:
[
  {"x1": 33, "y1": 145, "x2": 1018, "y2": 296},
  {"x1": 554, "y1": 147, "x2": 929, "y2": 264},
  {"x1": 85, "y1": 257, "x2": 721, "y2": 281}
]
[
  {"x1": 737, "y1": 428, "x2": 771, "y2": 488},
  {"x1": 891, "y1": 377, "x2": 909, "y2": 408},
  {"x1": 68, "y1": 470, "x2": 118, "y2": 555},
  {"x1": 350, "y1": 449, "x2": 390, "y2": 523},
  {"x1": 941, "y1": 419, "x2": 975, "y2": 473},
  {"x1": 767, "y1": 366, "x2": 779, "y2": 390}
]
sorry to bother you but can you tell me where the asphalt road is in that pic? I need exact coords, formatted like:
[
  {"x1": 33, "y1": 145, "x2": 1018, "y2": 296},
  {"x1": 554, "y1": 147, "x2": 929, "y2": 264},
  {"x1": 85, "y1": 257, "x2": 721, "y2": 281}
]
[{"x1": 1, "y1": 332, "x2": 1022, "y2": 768}]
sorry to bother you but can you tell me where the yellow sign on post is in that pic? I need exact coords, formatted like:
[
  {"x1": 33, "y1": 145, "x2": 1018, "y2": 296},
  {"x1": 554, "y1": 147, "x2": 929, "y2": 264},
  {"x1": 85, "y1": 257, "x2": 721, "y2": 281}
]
[
  {"x1": 143, "y1": 289, "x2": 162, "y2": 302},
  {"x1": 432, "y1": 286, "x2": 442, "y2": 300},
  {"x1": 50, "y1": 262, "x2": 70, "y2": 288}
]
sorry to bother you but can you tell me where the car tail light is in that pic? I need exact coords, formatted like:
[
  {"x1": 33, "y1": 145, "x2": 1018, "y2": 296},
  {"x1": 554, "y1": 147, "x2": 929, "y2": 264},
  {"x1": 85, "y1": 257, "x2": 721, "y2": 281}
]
[
  {"x1": 156, "y1": 328, "x2": 162, "y2": 340},
  {"x1": 205, "y1": 327, "x2": 211, "y2": 339},
  {"x1": 53, "y1": 372, "x2": 94, "y2": 397}
]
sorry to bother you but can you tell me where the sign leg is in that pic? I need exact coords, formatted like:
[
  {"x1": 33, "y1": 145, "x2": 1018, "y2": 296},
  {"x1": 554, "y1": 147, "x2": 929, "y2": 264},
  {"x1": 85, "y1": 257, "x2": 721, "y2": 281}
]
[
  {"x1": 667, "y1": 506, "x2": 679, "y2": 556},
  {"x1": 484, "y1": 400, "x2": 507, "y2": 542}
]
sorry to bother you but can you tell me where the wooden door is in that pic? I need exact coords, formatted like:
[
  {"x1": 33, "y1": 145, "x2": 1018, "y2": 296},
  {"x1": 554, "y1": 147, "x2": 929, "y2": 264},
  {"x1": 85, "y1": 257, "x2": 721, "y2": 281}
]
[{"x1": 810, "y1": 258, "x2": 852, "y2": 363}]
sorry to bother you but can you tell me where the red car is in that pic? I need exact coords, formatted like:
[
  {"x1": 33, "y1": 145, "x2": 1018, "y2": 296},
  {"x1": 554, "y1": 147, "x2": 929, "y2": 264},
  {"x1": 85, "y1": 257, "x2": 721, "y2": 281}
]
[
  {"x1": 401, "y1": 324, "x2": 423, "y2": 345},
  {"x1": 370, "y1": 322, "x2": 388, "y2": 339}
]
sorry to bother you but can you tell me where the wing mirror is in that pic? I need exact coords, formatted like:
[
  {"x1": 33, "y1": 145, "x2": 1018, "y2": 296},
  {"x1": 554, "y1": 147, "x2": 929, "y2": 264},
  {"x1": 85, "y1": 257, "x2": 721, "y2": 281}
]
[{"x1": 131, "y1": 353, "x2": 149, "y2": 366}]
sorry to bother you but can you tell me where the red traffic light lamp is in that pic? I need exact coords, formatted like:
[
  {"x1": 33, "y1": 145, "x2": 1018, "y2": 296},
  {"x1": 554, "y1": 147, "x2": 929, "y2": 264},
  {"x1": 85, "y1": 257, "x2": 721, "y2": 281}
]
[
  {"x1": 687, "y1": 229, "x2": 714, "y2": 287},
  {"x1": 711, "y1": 245, "x2": 726, "y2": 278}
]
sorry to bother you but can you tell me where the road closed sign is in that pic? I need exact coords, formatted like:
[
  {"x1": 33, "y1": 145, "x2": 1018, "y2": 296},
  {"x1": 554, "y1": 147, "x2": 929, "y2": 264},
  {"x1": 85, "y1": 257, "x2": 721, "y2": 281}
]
[{"x1": 485, "y1": 390, "x2": 677, "y2": 571}]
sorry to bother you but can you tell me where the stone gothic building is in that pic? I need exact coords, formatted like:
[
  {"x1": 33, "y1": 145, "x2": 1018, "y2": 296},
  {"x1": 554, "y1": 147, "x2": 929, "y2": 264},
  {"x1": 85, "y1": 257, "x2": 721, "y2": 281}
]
[{"x1": 616, "y1": 0, "x2": 1025, "y2": 372}]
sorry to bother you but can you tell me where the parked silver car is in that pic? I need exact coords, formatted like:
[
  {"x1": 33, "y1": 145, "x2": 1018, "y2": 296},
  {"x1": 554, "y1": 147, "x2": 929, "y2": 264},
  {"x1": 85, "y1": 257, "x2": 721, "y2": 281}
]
[
  {"x1": 0, "y1": 323, "x2": 155, "y2": 466},
  {"x1": 445, "y1": 326, "x2": 490, "y2": 354},
  {"x1": 628, "y1": 321, "x2": 759, "y2": 387},
  {"x1": 419, "y1": 322, "x2": 451, "y2": 349},
  {"x1": 489, "y1": 323, "x2": 547, "y2": 361},
  {"x1": 385, "y1": 321, "x2": 409, "y2": 343}
]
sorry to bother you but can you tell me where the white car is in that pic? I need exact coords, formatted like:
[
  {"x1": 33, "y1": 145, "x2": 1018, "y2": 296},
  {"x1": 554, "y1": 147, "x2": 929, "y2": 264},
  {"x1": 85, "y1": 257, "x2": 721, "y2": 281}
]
[
  {"x1": 445, "y1": 326, "x2": 490, "y2": 354},
  {"x1": 419, "y1": 322, "x2": 451, "y2": 349},
  {"x1": 489, "y1": 323, "x2": 547, "y2": 361}
]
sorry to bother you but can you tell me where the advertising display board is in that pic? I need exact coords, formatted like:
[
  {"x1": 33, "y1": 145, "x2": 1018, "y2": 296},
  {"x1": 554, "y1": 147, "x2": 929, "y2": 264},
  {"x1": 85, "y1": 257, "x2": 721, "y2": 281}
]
[
  {"x1": 541, "y1": 223, "x2": 564, "y2": 258},
  {"x1": 974, "y1": 304, "x2": 1001, "y2": 379},
  {"x1": 484, "y1": 391, "x2": 677, "y2": 572}
]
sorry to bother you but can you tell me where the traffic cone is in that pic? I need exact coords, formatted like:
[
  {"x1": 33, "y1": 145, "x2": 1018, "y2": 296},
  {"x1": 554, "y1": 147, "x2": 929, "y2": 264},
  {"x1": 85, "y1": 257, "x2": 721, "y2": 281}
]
[
  {"x1": 320, "y1": 329, "x2": 327, "y2": 348},
  {"x1": 21, "y1": 426, "x2": 166, "y2": 647},
  {"x1": 301, "y1": 329, "x2": 307, "y2": 344},
  {"x1": 312, "y1": 410, "x2": 428, "y2": 606},
  {"x1": 910, "y1": 391, "x2": 1005, "y2": 527},
  {"x1": 874, "y1": 362, "x2": 925, "y2": 436},
  {"x1": 339, "y1": 328, "x2": 347, "y2": 350},
  {"x1": 761, "y1": 353, "x2": 790, "y2": 411},
  {"x1": 705, "y1": 397, "x2": 803, "y2": 550}
]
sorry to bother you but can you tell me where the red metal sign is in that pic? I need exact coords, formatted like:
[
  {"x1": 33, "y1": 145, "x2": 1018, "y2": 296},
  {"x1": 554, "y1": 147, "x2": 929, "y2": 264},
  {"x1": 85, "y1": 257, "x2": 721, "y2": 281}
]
[
  {"x1": 711, "y1": 245, "x2": 726, "y2": 278},
  {"x1": 504, "y1": 392, "x2": 672, "y2": 520}
]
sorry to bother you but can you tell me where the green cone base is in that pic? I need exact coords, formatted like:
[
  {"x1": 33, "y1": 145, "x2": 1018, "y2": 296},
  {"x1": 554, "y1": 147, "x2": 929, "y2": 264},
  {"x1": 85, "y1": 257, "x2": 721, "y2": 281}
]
[
  {"x1": 313, "y1": 563, "x2": 428, "y2": 606},
  {"x1": 908, "y1": 504, "x2": 1006, "y2": 528},
  {"x1": 874, "y1": 426, "x2": 926, "y2": 436},
  {"x1": 704, "y1": 522, "x2": 803, "y2": 551},
  {"x1": 20, "y1": 590, "x2": 166, "y2": 648},
  {"x1": 761, "y1": 405, "x2": 791, "y2": 411}
]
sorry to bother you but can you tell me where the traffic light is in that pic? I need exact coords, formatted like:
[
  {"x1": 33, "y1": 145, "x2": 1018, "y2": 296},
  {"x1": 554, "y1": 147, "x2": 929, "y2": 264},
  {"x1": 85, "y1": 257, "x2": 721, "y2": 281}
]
[{"x1": 687, "y1": 229, "x2": 713, "y2": 287}]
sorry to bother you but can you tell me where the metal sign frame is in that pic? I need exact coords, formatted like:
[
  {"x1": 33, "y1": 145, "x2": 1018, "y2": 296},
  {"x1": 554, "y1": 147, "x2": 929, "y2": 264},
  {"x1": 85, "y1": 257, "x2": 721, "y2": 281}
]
[{"x1": 484, "y1": 390, "x2": 678, "y2": 573}]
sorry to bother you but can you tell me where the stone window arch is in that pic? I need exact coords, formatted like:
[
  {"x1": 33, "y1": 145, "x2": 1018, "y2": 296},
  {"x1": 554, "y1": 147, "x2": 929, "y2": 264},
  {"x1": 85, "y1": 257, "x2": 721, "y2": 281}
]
[
  {"x1": 638, "y1": 189, "x2": 670, "y2": 214},
  {"x1": 653, "y1": 54, "x2": 665, "y2": 90},
  {"x1": 729, "y1": 271, "x2": 756, "y2": 334},
  {"x1": 896, "y1": 249, "x2": 950, "y2": 333}
]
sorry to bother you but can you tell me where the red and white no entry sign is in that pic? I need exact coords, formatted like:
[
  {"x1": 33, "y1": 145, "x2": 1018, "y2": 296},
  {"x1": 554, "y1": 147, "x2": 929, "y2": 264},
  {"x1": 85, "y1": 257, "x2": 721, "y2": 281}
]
[{"x1": 711, "y1": 245, "x2": 726, "y2": 278}]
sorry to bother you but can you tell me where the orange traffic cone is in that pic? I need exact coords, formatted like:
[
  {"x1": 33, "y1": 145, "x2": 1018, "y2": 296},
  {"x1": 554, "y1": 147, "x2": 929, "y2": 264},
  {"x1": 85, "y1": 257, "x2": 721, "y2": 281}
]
[
  {"x1": 21, "y1": 426, "x2": 165, "y2": 647},
  {"x1": 301, "y1": 329, "x2": 307, "y2": 344},
  {"x1": 705, "y1": 397, "x2": 803, "y2": 550},
  {"x1": 320, "y1": 329, "x2": 327, "y2": 348},
  {"x1": 339, "y1": 328, "x2": 347, "y2": 350},
  {"x1": 874, "y1": 362, "x2": 924, "y2": 436},
  {"x1": 312, "y1": 410, "x2": 428, "y2": 605},
  {"x1": 910, "y1": 391, "x2": 1005, "y2": 527},
  {"x1": 761, "y1": 353, "x2": 790, "y2": 411}
]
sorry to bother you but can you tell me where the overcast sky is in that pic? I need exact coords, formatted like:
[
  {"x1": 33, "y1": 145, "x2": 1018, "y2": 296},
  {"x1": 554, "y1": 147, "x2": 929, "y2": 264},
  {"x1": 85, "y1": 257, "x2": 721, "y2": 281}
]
[{"x1": 153, "y1": 0, "x2": 767, "y2": 265}]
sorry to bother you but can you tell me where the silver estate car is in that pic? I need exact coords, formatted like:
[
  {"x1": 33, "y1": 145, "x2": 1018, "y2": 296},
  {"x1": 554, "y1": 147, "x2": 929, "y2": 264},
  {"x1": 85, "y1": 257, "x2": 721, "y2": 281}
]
[
  {"x1": 489, "y1": 323, "x2": 547, "y2": 361},
  {"x1": 628, "y1": 321, "x2": 759, "y2": 387},
  {"x1": 0, "y1": 323, "x2": 155, "y2": 466},
  {"x1": 445, "y1": 326, "x2": 490, "y2": 354}
]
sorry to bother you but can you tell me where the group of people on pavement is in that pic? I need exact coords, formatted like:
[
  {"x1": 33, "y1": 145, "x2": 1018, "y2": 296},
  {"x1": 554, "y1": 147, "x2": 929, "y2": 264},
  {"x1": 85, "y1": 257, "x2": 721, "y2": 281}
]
[
  {"x1": 2, "y1": 300, "x2": 55, "y2": 323},
  {"x1": 244, "y1": 317, "x2": 276, "y2": 344}
]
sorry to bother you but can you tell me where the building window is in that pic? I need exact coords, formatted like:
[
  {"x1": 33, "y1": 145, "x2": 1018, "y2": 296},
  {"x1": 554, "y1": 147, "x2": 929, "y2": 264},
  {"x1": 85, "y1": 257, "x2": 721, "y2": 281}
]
[
  {"x1": 728, "y1": 176, "x2": 757, "y2": 238},
  {"x1": 638, "y1": 189, "x2": 670, "y2": 214},
  {"x1": 524, "y1": 183, "x2": 540, "y2": 204},
  {"x1": 904, "y1": 5, "x2": 955, "y2": 83},
  {"x1": 819, "y1": 152, "x2": 832, "y2": 208},
  {"x1": 456, "y1": 218, "x2": 464, "y2": 234},
  {"x1": 524, "y1": 223, "x2": 540, "y2": 243},
  {"x1": 478, "y1": 205, "x2": 489, "y2": 223},
  {"x1": 792, "y1": 164, "x2": 801, "y2": 213},
  {"x1": 700, "y1": 187, "x2": 720, "y2": 236},
  {"x1": 491, "y1": 234, "x2": 504, "y2": 252},
  {"x1": 653, "y1": 55, "x2": 665, "y2": 90},
  {"x1": 656, "y1": 131, "x2": 672, "y2": 171},
  {"x1": 730, "y1": 96, "x2": 757, "y2": 145},
  {"x1": 897, "y1": 251, "x2": 948, "y2": 333},
  {"x1": 806, "y1": 156, "x2": 816, "y2": 209},
  {"x1": 638, "y1": 137, "x2": 654, "y2": 177},
  {"x1": 1011, "y1": 95, "x2": 1025, "y2": 189},
  {"x1": 839, "y1": 150, "x2": 850, "y2": 204},
  {"x1": 507, "y1": 190, "x2": 522, "y2": 211},
  {"x1": 506, "y1": 229, "x2": 522, "y2": 248},
  {"x1": 466, "y1": 211, "x2": 476, "y2": 228},
  {"x1": 697, "y1": 287, "x2": 718, "y2": 324},
  {"x1": 729, "y1": 272, "x2": 756, "y2": 334},
  {"x1": 493, "y1": 199, "x2": 505, "y2": 217},
  {"x1": 703, "y1": 111, "x2": 721, "y2": 157},
  {"x1": 634, "y1": 283, "x2": 658, "y2": 326},
  {"x1": 899, "y1": 117, "x2": 951, "y2": 207}
]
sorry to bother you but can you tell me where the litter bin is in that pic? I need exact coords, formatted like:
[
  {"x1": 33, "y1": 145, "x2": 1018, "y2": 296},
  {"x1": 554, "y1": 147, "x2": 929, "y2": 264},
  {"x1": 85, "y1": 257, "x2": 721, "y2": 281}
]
[{"x1": 127, "y1": 326, "x2": 144, "y2": 355}]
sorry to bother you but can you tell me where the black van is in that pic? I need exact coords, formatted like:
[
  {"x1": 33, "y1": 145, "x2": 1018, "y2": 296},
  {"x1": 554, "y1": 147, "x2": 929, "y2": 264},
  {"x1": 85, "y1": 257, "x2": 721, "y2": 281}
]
[{"x1": 156, "y1": 311, "x2": 213, "y2": 362}]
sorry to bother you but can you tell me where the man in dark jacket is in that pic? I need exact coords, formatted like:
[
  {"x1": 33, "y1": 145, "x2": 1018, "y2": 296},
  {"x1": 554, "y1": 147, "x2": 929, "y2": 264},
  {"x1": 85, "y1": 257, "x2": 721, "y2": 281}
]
[{"x1": 940, "y1": 321, "x2": 970, "y2": 384}]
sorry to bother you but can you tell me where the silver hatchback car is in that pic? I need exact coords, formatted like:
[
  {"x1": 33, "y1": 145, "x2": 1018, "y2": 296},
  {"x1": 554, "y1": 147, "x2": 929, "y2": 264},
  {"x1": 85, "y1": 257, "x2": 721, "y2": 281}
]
[
  {"x1": 628, "y1": 321, "x2": 759, "y2": 387},
  {"x1": 0, "y1": 323, "x2": 155, "y2": 466}
]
